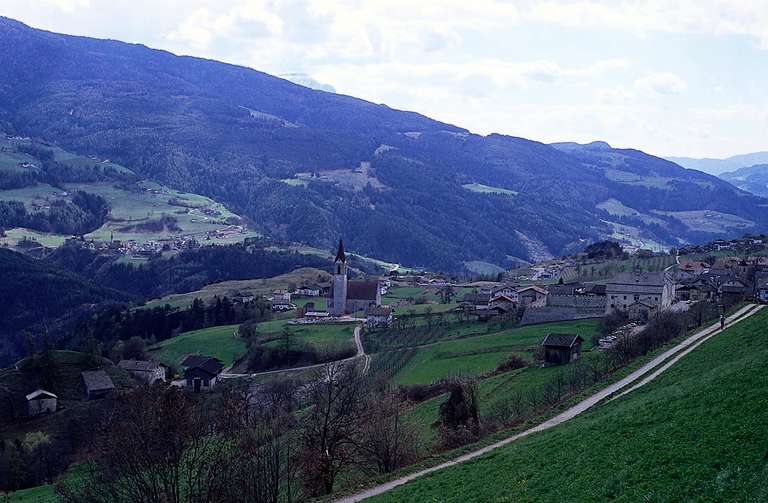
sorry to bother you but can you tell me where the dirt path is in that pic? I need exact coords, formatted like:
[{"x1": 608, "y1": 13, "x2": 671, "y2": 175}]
[
  {"x1": 222, "y1": 323, "x2": 367, "y2": 379},
  {"x1": 335, "y1": 303, "x2": 761, "y2": 503}
]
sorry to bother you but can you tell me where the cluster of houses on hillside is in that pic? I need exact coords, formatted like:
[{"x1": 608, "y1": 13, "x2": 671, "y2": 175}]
[{"x1": 674, "y1": 255, "x2": 768, "y2": 305}]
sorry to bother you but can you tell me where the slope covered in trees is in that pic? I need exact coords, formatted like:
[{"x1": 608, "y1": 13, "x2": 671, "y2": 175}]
[{"x1": 1, "y1": 18, "x2": 767, "y2": 270}]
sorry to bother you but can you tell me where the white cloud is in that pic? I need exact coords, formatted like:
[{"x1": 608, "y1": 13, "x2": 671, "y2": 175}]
[{"x1": 634, "y1": 72, "x2": 688, "y2": 96}]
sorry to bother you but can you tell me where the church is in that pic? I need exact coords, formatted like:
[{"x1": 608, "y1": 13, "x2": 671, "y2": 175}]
[{"x1": 327, "y1": 239, "x2": 381, "y2": 316}]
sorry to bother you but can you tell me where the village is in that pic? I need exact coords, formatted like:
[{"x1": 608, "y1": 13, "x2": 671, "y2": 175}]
[{"x1": 3, "y1": 234, "x2": 768, "y2": 501}]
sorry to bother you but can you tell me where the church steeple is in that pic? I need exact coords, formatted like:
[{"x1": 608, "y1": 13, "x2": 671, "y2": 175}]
[{"x1": 334, "y1": 238, "x2": 346, "y2": 263}]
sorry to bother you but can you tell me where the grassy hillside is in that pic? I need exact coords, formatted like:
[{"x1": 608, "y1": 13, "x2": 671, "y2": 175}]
[
  {"x1": 148, "y1": 319, "x2": 356, "y2": 369},
  {"x1": 367, "y1": 308, "x2": 768, "y2": 502},
  {"x1": 144, "y1": 267, "x2": 329, "y2": 309}
]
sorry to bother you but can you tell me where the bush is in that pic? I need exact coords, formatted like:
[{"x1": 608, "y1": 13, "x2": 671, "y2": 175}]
[{"x1": 494, "y1": 354, "x2": 527, "y2": 373}]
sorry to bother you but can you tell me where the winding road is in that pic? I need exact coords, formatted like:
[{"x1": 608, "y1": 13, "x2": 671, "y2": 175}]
[{"x1": 335, "y1": 303, "x2": 763, "y2": 503}]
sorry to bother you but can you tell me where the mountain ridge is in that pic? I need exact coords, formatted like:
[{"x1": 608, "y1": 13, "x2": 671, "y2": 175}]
[{"x1": 1, "y1": 17, "x2": 767, "y2": 270}]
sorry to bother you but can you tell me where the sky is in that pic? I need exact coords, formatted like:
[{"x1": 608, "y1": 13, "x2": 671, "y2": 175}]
[{"x1": 3, "y1": 0, "x2": 768, "y2": 158}]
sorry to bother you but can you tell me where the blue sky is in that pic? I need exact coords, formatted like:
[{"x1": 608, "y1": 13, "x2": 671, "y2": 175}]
[{"x1": 3, "y1": 0, "x2": 767, "y2": 158}]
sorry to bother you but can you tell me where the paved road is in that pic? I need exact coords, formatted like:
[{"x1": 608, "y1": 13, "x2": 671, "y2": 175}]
[
  {"x1": 221, "y1": 323, "x2": 367, "y2": 379},
  {"x1": 335, "y1": 303, "x2": 760, "y2": 503}
]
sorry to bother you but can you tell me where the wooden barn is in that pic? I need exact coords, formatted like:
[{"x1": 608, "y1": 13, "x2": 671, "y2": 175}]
[
  {"x1": 541, "y1": 333, "x2": 583, "y2": 366},
  {"x1": 25, "y1": 389, "x2": 58, "y2": 416}
]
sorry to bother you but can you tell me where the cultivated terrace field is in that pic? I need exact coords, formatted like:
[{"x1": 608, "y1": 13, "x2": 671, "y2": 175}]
[{"x1": 366, "y1": 308, "x2": 768, "y2": 502}]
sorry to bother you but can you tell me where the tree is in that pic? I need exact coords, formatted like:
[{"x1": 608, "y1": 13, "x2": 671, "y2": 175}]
[
  {"x1": 121, "y1": 336, "x2": 147, "y2": 360},
  {"x1": 357, "y1": 395, "x2": 419, "y2": 474},
  {"x1": 299, "y1": 363, "x2": 367, "y2": 496}
]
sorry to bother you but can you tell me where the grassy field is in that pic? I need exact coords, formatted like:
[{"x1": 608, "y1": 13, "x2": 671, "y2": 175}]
[
  {"x1": 147, "y1": 319, "x2": 357, "y2": 369},
  {"x1": 368, "y1": 308, "x2": 768, "y2": 502},
  {"x1": 2, "y1": 484, "x2": 57, "y2": 502},
  {"x1": 462, "y1": 183, "x2": 518, "y2": 196},
  {"x1": 389, "y1": 320, "x2": 599, "y2": 385},
  {"x1": 144, "y1": 267, "x2": 329, "y2": 309},
  {"x1": 148, "y1": 325, "x2": 244, "y2": 368}
]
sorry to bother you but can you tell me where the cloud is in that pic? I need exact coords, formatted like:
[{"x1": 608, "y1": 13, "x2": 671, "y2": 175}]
[{"x1": 634, "y1": 72, "x2": 688, "y2": 96}]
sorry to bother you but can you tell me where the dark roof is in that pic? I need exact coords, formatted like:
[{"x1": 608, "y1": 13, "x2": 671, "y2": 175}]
[
  {"x1": 347, "y1": 280, "x2": 379, "y2": 301},
  {"x1": 181, "y1": 355, "x2": 224, "y2": 375},
  {"x1": 81, "y1": 370, "x2": 115, "y2": 392},
  {"x1": 461, "y1": 293, "x2": 492, "y2": 304},
  {"x1": 118, "y1": 360, "x2": 162, "y2": 372},
  {"x1": 547, "y1": 283, "x2": 582, "y2": 296},
  {"x1": 334, "y1": 238, "x2": 346, "y2": 263},
  {"x1": 541, "y1": 333, "x2": 583, "y2": 348},
  {"x1": 366, "y1": 305, "x2": 393, "y2": 316}
]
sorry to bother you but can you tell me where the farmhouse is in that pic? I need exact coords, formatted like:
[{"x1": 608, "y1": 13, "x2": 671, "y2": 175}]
[
  {"x1": 25, "y1": 389, "x2": 57, "y2": 416},
  {"x1": 81, "y1": 370, "x2": 115, "y2": 400},
  {"x1": 295, "y1": 284, "x2": 321, "y2": 297},
  {"x1": 517, "y1": 285, "x2": 548, "y2": 307},
  {"x1": 460, "y1": 292, "x2": 492, "y2": 311},
  {"x1": 605, "y1": 271, "x2": 674, "y2": 315},
  {"x1": 118, "y1": 359, "x2": 166, "y2": 385},
  {"x1": 182, "y1": 355, "x2": 224, "y2": 393},
  {"x1": 327, "y1": 239, "x2": 381, "y2": 315},
  {"x1": 541, "y1": 333, "x2": 583, "y2": 366},
  {"x1": 366, "y1": 305, "x2": 394, "y2": 328},
  {"x1": 272, "y1": 290, "x2": 292, "y2": 311}
]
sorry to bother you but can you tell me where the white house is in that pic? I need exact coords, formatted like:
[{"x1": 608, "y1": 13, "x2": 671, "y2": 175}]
[{"x1": 605, "y1": 271, "x2": 675, "y2": 316}]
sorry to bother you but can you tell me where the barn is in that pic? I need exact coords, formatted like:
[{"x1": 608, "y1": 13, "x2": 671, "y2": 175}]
[{"x1": 541, "y1": 333, "x2": 583, "y2": 366}]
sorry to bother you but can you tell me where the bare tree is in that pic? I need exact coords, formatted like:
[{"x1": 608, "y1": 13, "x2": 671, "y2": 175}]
[
  {"x1": 357, "y1": 395, "x2": 419, "y2": 474},
  {"x1": 57, "y1": 385, "x2": 297, "y2": 503},
  {"x1": 298, "y1": 363, "x2": 367, "y2": 496}
]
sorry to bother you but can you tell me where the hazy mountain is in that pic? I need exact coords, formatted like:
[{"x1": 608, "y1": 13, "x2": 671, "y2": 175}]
[
  {"x1": 667, "y1": 152, "x2": 768, "y2": 176},
  {"x1": 720, "y1": 164, "x2": 768, "y2": 198},
  {"x1": 279, "y1": 72, "x2": 337, "y2": 93},
  {"x1": 1, "y1": 17, "x2": 767, "y2": 270}
]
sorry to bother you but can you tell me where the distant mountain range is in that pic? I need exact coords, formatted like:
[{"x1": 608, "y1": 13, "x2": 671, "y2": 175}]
[
  {"x1": 719, "y1": 164, "x2": 768, "y2": 198},
  {"x1": 2, "y1": 17, "x2": 768, "y2": 271},
  {"x1": 667, "y1": 152, "x2": 768, "y2": 176}
]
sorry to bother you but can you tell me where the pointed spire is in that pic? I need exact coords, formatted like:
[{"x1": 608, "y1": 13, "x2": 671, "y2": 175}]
[{"x1": 334, "y1": 238, "x2": 346, "y2": 263}]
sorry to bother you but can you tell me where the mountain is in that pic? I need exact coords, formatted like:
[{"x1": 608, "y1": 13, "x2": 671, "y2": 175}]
[
  {"x1": 1, "y1": 17, "x2": 768, "y2": 270},
  {"x1": 719, "y1": 164, "x2": 768, "y2": 197},
  {"x1": 667, "y1": 152, "x2": 768, "y2": 176}
]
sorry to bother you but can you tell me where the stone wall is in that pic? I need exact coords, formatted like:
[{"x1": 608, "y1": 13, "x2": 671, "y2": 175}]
[{"x1": 520, "y1": 304, "x2": 605, "y2": 326}]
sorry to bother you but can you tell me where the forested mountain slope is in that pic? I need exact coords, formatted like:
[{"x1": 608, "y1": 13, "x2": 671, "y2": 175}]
[{"x1": 1, "y1": 17, "x2": 767, "y2": 270}]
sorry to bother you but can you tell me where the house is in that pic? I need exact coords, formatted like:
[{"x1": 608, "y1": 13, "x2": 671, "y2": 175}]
[
  {"x1": 366, "y1": 305, "x2": 394, "y2": 328},
  {"x1": 232, "y1": 291, "x2": 255, "y2": 304},
  {"x1": 25, "y1": 389, "x2": 57, "y2": 416},
  {"x1": 517, "y1": 285, "x2": 548, "y2": 307},
  {"x1": 489, "y1": 293, "x2": 517, "y2": 312},
  {"x1": 327, "y1": 239, "x2": 381, "y2": 315},
  {"x1": 605, "y1": 271, "x2": 675, "y2": 315},
  {"x1": 272, "y1": 289, "x2": 292, "y2": 310},
  {"x1": 492, "y1": 285, "x2": 519, "y2": 301},
  {"x1": 182, "y1": 355, "x2": 224, "y2": 393},
  {"x1": 720, "y1": 280, "x2": 747, "y2": 304},
  {"x1": 118, "y1": 360, "x2": 166, "y2": 385},
  {"x1": 81, "y1": 370, "x2": 115, "y2": 400},
  {"x1": 460, "y1": 292, "x2": 492, "y2": 311},
  {"x1": 755, "y1": 272, "x2": 768, "y2": 302},
  {"x1": 541, "y1": 333, "x2": 583, "y2": 366},
  {"x1": 295, "y1": 284, "x2": 321, "y2": 297}
]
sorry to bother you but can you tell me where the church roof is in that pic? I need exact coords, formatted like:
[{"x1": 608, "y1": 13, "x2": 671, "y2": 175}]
[
  {"x1": 328, "y1": 280, "x2": 379, "y2": 301},
  {"x1": 334, "y1": 238, "x2": 346, "y2": 263}
]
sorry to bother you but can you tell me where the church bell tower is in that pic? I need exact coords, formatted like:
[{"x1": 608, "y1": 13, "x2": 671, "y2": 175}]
[{"x1": 331, "y1": 238, "x2": 348, "y2": 315}]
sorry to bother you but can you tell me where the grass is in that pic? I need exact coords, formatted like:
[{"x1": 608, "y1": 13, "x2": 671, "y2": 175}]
[
  {"x1": 148, "y1": 325, "x2": 244, "y2": 368},
  {"x1": 462, "y1": 183, "x2": 518, "y2": 196},
  {"x1": 2, "y1": 484, "x2": 57, "y2": 502},
  {"x1": 389, "y1": 320, "x2": 599, "y2": 385},
  {"x1": 144, "y1": 267, "x2": 329, "y2": 309},
  {"x1": 147, "y1": 319, "x2": 356, "y2": 368},
  {"x1": 368, "y1": 308, "x2": 768, "y2": 502}
]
